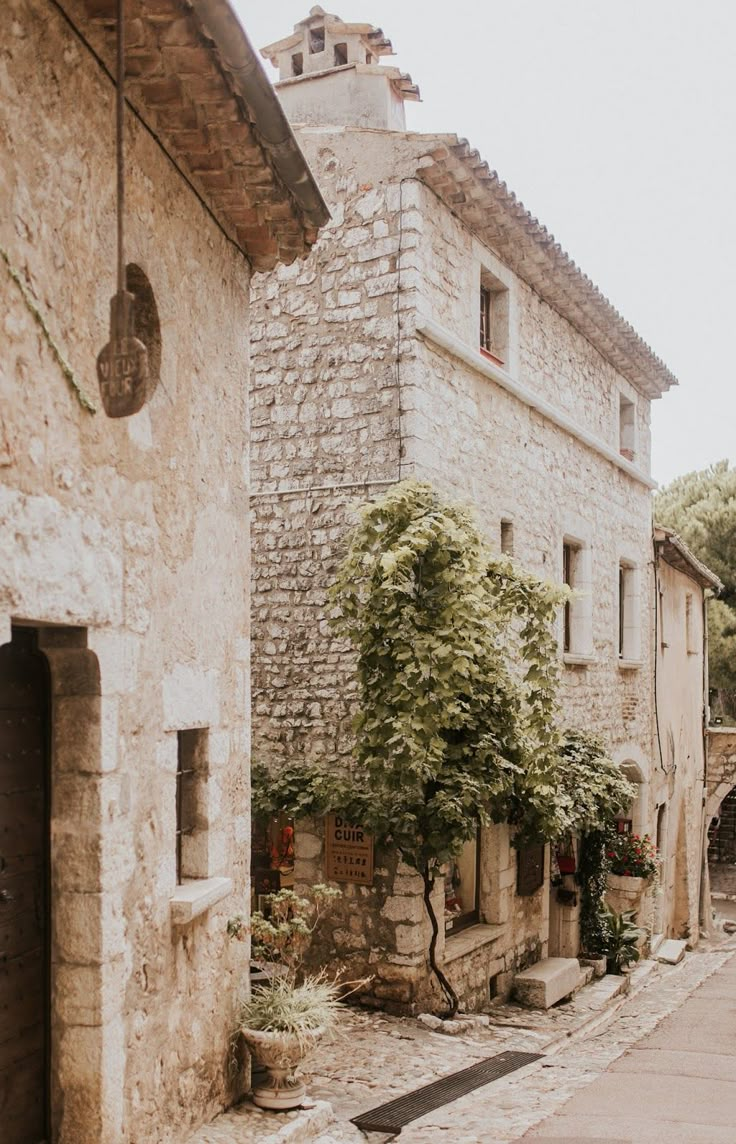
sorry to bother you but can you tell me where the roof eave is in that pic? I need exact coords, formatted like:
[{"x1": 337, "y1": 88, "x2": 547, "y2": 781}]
[
  {"x1": 415, "y1": 134, "x2": 678, "y2": 400},
  {"x1": 191, "y1": 0, "x2": 330, "y2": 237},
  {"x1": 654, "y1": 526, "x2": 723, "y2": 592}
]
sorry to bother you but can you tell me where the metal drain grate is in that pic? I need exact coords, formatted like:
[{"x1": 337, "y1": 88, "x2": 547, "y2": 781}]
[{"x1": 351, "y1": 1049, "x2": 543, "y2": 1134}]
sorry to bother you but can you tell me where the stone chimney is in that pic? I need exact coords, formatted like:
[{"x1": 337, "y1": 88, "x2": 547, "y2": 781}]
[{"x1": 260, "y1": 6, "x2": 420, "y2": 131}]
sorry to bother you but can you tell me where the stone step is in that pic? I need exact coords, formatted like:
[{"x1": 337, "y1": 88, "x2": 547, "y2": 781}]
[
  {"x1": 186, "y1": 1099, "x2": 335, "y2": 1143},
  {"x1": 576, "y1": 964, "x2": 595, "y2": 989},
  {"x1": 513, "y1": 957, "x2": 581, "y2": 1009},
  {"x1": 655, "y1": 938, "x2": 687, "y2": 965},
  {"x1": 649, "y1": 931, "x2": 664, "y2": 955}
]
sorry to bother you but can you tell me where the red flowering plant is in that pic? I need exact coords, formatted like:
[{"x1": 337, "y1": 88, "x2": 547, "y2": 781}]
[{"x1": 607, "y1": 832, "x2": 659, "y2": 879}]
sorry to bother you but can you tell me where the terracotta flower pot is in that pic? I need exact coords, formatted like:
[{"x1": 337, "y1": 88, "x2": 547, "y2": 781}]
[{"x1": 241, "y1": 1026, "x2": 324, "y2": 1110}]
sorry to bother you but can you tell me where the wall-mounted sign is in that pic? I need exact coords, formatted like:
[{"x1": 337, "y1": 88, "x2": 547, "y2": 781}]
[
  {"x1": 324, "y1": 815, "x2": 374, "y2": 886},
  {"x1": 97, "y1": 292, "x2": 148, "y2": 418}
]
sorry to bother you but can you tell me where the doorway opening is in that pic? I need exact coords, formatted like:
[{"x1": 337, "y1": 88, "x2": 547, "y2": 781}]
[{"x1": 0, "y1": 625, "x2": 51, "y2": 1144}]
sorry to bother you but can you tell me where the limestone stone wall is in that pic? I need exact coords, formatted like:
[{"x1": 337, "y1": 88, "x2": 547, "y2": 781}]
[
  {"x1": 651, "y1": 560, "x2": 708, "y2": 942},
  {"x1": 1, "y1": 2, "x2": 251, "y2": 1140},
  {"x1": 250, "y1": 124, "x2": 658, "y2": 1007}
]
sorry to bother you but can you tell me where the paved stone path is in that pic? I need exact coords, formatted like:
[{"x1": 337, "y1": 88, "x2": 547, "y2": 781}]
[
  {"x1": 187, "y1": 945, "x2": 735, "y2": 1143},
  {"x1": 518, "y1": 946, "x2": 736, "y2": 1142}
]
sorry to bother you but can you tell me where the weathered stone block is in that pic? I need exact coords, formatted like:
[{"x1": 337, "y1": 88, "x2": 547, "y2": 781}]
[{"x1": 513, "y1": 957, "x2": 581, "y2": 1009}]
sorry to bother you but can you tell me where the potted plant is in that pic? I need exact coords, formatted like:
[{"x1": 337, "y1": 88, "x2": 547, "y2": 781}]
[
  {"x1": 237, "y1": 973, "x2": 342, "y2": 1109},
  {"x1": 228, "y1": 885, "x2": 342, "y2": 1110},
  {"x1": 605, "y1": 832, "x2": 658, "y2": 926},
  {"x1": 600, "y1": 903, "x2": 644, "y2": 974}
]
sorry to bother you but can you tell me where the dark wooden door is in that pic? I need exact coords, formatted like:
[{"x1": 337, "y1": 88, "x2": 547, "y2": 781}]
[{"x1": 0, "y1": 628, "x2": 49, "y2": 1144}]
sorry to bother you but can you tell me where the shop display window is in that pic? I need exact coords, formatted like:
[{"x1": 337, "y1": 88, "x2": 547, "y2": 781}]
[
  {"x1": 251, "y1": 812, "x2": 295, "y2": 913},
  {"x1": 444, "y1": 831, "x2": 480, "y2": 934}
]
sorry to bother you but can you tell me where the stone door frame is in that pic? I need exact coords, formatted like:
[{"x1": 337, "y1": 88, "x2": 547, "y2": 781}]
[{"x1": 2, "y1": 616, "x2": 124, "y2": 1144}]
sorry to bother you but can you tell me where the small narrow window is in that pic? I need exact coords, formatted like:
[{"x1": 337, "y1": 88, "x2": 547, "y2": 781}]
[
  {"x1": 500, "y1": 519, "x2": 514, "y2": 555},
  {"x1": 685, "y1": 593, "x2": 697, "y2": 654},
  {"x1": 334, "y1": 42, "x2": 348, "y2": 66},
  {"x1": 176, "y1": 729, "x2": 209, "y2": 883},
  {"x1": 445, "y1": 831, "x2": 480, "y2": 934},
  {"x1": 366, "y1": 51, "x2": 374, "y2": 64},
  {"x1": 309, "y1": 25, "x2": 325, "y2": 54},
  {"x1": 563, "y1": 542, "x2": 574, "y2": 653},
  {"x1": 480, "y1": 285, "x2": 492, "y2": 352},
  {"x1": 619, "y1": 394, "x2": 636, "y2": 461},
  {"x1": 562, "y1": 538, "x2": 592, "y2": 658},
  {"x1": 618, "y1": 565, "x2": 626, "y2": 657},
  {"x1": 291, "y1": 52, "x2": 303, "y2": 76},
  {"x1": 479, "y1": 268, "x2": 509, "y2": 364},
  {"x1": 618, "y1": 562, "x2": 640, "y2": 662}
]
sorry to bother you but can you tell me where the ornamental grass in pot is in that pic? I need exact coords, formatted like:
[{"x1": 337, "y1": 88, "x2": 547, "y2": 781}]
[
  {"x1": 228, "y1": 886, "x2": 344, "y2": 1111},
  {"x1": 237, "y1": 973, "x2": 342, "y2": 1109}
]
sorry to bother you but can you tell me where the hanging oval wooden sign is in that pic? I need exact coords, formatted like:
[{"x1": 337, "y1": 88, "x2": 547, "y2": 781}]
[{"x1": 96, "y1": 335, "x2": 148, "y2": 418}]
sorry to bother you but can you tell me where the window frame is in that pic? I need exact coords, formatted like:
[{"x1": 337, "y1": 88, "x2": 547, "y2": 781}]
[
  {"x1": 618, "y1": 560, "x2": 641, "y2": 663},
  {"x1": 444, "y1": 830, "x2": 481, "y2": 935},
  {"x1": 561, "y1": 534, "x2": 593, "y2": 661}
]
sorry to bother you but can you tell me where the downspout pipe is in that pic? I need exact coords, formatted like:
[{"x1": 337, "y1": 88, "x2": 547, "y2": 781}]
[
  {"x1": 699, "y1": 591, "x2": 713, "y2": 936},
  {"x1": 190, "y1": 0, "x2": 330, "y2": 232}
]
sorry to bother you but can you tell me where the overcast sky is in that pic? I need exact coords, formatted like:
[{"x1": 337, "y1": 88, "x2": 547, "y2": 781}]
[{"x1": 234, "y1": 1, "x2": 736, "y2": 488}]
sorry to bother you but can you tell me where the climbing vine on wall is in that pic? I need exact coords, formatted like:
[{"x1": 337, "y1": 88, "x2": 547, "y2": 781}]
[{"x1": 255, "y1": 480, "x2": 634, "y2": 1012}]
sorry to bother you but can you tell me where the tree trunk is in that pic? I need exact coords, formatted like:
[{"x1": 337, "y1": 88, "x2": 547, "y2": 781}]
[{"x1": 423, "y1": 864, "x2": 459, "y2": 1018}]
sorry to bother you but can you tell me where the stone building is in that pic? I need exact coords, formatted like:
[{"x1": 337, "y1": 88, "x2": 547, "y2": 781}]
[
  {"x1": 249, "y1": 7, "x2": 683, "y2": 1010},
  {"x1": 0, "y1": 2, "x2": 326, "y2": 1142},
  {"x1": 651, "y1": 527, "x2": 722, "y2": 941}
]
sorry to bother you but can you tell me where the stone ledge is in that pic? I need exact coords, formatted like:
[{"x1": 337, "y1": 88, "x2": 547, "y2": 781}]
[
  {"x1": 170, "y1": 877, "x2": 233, "y2": 925},
  {"x1": 443, "y1": 924, "x2": 505, "y2": 965},
  {"x1": 563, "y1": 652, "x2": 596, "y2": 668},
  {"x1": 618, "y1": 658, "x2": 643, "y2": 671}
]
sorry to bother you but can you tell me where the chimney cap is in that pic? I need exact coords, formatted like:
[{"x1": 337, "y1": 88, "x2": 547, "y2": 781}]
[{"x1": 261, "y1": 7, "x2": 397, "y2": 67}]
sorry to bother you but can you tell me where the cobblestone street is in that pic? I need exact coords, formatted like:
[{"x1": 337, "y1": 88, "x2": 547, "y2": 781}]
[{"x1": 189, "y1": 940, "x2": 736, "y2": 1144}]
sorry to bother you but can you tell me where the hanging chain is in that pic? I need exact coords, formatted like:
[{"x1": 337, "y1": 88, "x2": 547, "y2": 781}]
[
  {"x1": 116, "y1": 0, "x2": 125, "y2": 294},
  {"x1": 95, "y1": 0, "x2": 149, "y2": 418}
]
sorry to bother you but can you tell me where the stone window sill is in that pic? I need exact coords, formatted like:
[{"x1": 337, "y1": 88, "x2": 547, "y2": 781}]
[
  {"x1": 443, "y1": 923, "x2": 505, "y2": 964},
  {"x1": 170, "y1": 876, "x2": 233, "y2": 925},
  {"x1": 618, "y1": 658, "x2": 642, "y2": 671},
  {"x1": 563, "y1": 652, "x2": 596, "y2": 668}
]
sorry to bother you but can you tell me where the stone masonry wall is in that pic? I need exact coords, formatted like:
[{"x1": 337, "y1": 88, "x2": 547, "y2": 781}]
[
  {"x1": 250, "y1": 125, "x2": 658, "y2": 1008},
  {"x1": 2, "y1": 2, "x2": 252, "y2": 1140}
]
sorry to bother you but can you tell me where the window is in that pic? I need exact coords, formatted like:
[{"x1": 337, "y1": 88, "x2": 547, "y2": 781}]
[
  {"x1": 618, "y1": 561, "x2": 641, "y2": 661},
  {"x1": 500, "y1": 519, "x2": 514, "y2": 556},
  {"x1": 251, "y1": 812, "x2": 295, "y2": 912},
  {"x1": 291, "y1": 52, "x2": 303, "y2": 76},
  {"x1": 309, "y1": 25, "x2": 325, "y2": 53},
  {"x1": 685, "y1": 592, "x2": 697, "y2": 654},
  {"x1": 619, "y1": 394, "x2": 636, "y2": 461},
  {"x1": 334, "y1": 42, "x2": 348, "y2": 66},
  {"x1": 562, "y1": 538, "x2": 592, "y2": 658},
  {"x1": 563, "y1": 542, "x2": 574, "y2": 653},
  {"x1": 444, "y1": 832, "x2": 480, "y2": 934},
  {"x1": 366, "y1": 51, "x2": 374, "y2": 63},
  {"x1": 479, "y1": 268, "x2": 509, "y2": 364},
  {"x1": 175, "y1": 729, "x2": 209, "y2": 884}
]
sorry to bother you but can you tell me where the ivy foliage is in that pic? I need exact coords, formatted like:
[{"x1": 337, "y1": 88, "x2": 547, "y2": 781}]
[{"x1": 255, "y1": 481, "x2": 634, "y2": 868}]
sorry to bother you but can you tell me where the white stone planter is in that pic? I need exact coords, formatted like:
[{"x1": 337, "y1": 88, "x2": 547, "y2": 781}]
[
  {"x1": 241, "y1": 1026, "x2": 324, "y2": 1110},
  {"x1": 605, "y1": 873, "x2": 651, "y2": 950}
]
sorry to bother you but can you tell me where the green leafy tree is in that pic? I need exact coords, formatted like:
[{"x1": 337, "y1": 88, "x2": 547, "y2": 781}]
[
  {"x1": 256, "y1": 481, "x2": 633, "y2": 1014},
  {"x1": 655, "y1": 461, "x2": 736, "y2": 711}
]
